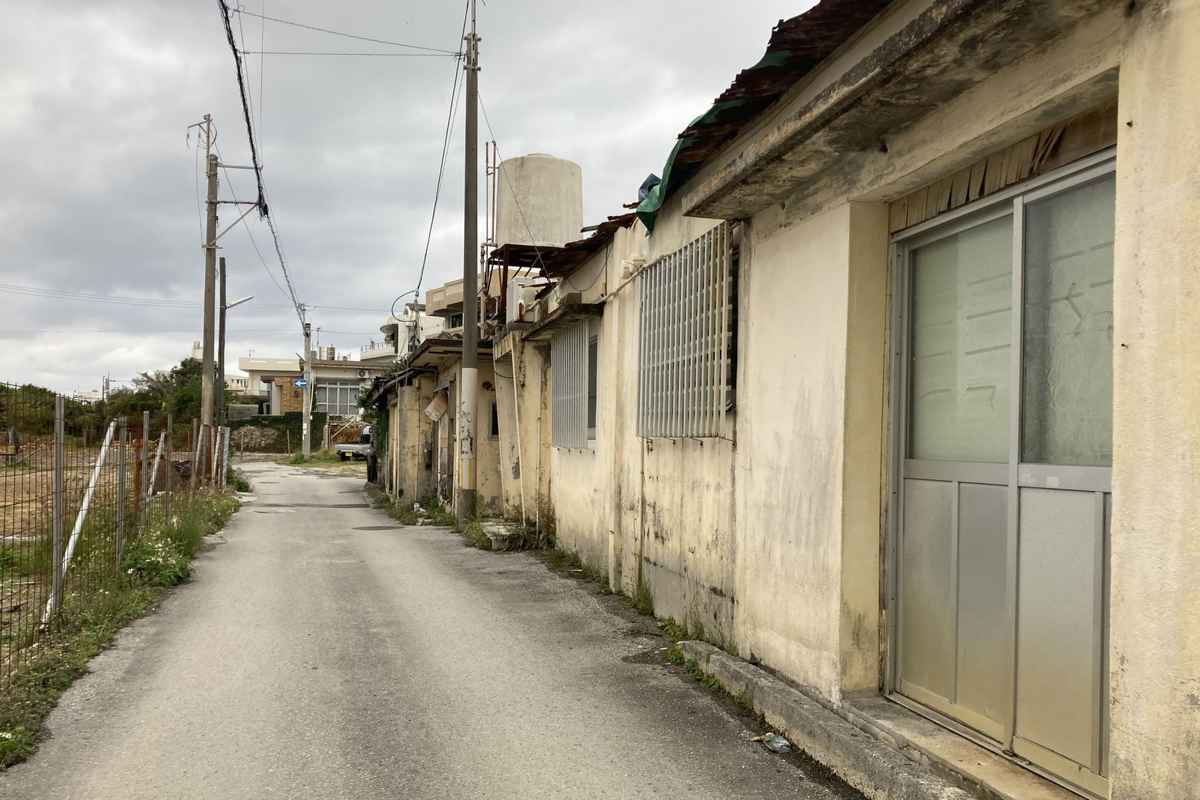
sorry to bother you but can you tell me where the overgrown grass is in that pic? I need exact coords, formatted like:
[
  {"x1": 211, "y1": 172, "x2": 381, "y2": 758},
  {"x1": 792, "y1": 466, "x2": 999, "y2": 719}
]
[
  {"x1": 421, "y1": 498, "x2": 458, "y2": 529},
  {"x1": 0, "y1": 491, "x2": 239, "y2": 769},
  {"x1": 285, "y1": 448, "x2": 340, "y2": 466},
  {"x1": 227, "y1": 468, "x2": 251, "y2": 493},
  {"x1": 632, "y1": 578, "x2": 655, "y2": 616},
  {"x1": 460, "y1": 519, "x2": 491, "y2": 550}
]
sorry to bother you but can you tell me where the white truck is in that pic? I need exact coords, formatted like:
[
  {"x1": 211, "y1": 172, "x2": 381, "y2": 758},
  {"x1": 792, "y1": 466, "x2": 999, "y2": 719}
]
[{"x1": 335, "y1": 425, "x2": 373, "y2": 461}]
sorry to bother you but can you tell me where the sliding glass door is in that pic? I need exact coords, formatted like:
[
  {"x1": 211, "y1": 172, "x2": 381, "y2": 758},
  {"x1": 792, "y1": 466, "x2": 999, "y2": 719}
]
[{"x1": 891, "y1": 156, "x2": 1114, "y2": 798}]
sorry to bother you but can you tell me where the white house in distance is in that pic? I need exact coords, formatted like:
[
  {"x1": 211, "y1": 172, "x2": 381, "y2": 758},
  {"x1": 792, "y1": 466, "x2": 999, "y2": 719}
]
[{"x1": 235, "y1": 316, "x2": 445, "y2": 417}]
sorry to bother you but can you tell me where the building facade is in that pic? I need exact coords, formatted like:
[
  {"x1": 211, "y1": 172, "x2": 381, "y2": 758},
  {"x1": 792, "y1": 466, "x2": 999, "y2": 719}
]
[{"x1": 372, "y1": 2, "x2": 1199, "y2": 798}]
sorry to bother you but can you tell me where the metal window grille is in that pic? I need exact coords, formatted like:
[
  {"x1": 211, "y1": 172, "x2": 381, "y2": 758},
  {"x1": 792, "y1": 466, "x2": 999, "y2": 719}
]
[
  {"x1": 315, "y1": 381, "x2": 360, "y2": 416},
  {"x1": 637, "y1": 222, "x2": 736, "y2": 439},
  {"x1": 551, "y1": 320, "x2": 590, "y2": 449}
]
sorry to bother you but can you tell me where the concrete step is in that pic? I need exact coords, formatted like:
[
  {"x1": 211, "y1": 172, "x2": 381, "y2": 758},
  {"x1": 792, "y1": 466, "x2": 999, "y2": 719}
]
[{"x1": 481, "y1": 521, "x2": 525, "y2": 551}]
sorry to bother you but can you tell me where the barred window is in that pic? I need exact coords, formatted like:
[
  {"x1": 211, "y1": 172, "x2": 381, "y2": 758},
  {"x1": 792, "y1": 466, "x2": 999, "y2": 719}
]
[
  {"x1": 551, "y1": 319, "x2": 598, "y2": 449},
  {"x1": 637, "y1": 222, "x2": 736, "y2": 438},
  {"x1": 315, "y1": 381, "x2": 360, "y2": 417}
]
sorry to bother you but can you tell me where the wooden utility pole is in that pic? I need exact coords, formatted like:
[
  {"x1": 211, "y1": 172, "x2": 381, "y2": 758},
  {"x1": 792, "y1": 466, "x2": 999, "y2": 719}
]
[
  {"x1": 457, "y1": 0, "x2": 480, "y2": 523},
  {"x1": 201, "y1": 113, "x2": 218, "y2": 433},
  {"x1": 218, "y1": 256, "x2": 227, "y2": 425}
]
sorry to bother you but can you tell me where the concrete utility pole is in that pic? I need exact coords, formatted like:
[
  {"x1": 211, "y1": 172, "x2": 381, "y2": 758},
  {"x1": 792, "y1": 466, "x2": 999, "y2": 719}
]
[
  {"x1": 218, "y1": 256, "x2": 227, "y2": 425},
  {"x1": 201, "y1": 114, "x2": 218, "y2": 435},
  {"x1": 457, "y1": 0, "x2": 480, "y2": 523},
  {"x1": 302, "y1": 310, "x2": 313, "y2": 459}
]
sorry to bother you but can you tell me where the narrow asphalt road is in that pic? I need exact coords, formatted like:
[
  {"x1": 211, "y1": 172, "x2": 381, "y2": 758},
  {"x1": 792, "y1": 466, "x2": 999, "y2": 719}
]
[{"x1": 0, "y1": 462, "x2": 860, "y2": 800}]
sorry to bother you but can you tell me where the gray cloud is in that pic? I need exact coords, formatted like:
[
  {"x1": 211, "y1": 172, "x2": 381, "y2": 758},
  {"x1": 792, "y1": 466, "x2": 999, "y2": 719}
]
[{"x1": 1, "y1": 0, "x2": 809, "y2": 393}]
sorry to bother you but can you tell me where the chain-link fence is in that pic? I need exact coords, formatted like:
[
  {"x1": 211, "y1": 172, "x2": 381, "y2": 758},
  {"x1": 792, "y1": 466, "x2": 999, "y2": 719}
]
[{"x1": 0, "y1": 383, "x2": 233, "y2": 687}]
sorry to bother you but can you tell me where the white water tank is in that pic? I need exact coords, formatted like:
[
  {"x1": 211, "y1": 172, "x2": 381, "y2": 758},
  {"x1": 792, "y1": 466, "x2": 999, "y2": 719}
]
[{"x1": 495, "y1": 153, "x2": 583, "y2": 248}]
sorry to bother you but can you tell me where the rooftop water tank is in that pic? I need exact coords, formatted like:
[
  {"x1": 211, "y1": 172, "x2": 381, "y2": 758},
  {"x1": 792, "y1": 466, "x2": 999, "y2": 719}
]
[{"x1": 495, "y1": 153, "x2": 582, "y2": 249}]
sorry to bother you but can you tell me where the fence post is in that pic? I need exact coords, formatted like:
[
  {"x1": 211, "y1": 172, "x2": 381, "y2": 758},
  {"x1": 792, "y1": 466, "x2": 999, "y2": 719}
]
[
  {"x1": 51, "y1": 395, "x2": 65, "y2": 618},
  {"x1": 165, "y1": 414, "x2": 173, "y2": 519},
  {"x1": 116, "y1": 419, "x2": 128, "y2": 569},
  {"x1": 210, "y1": 426, "x2": 222, "y2": 484},
  {"x1": 191, "y1": 419, "x2": 201, "y2": 490},
  {"x1": 221, "y1": 427, "x2": 230, "y2": 490},
  {"x1": 43, "y1": 419, "x2": 116, "y2": 625},
  {"x1": 140, "y1": 411, "x2": 150, "y2": 508}
]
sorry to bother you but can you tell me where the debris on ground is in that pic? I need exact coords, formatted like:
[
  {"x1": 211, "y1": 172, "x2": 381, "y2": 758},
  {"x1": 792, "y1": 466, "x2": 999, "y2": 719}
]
[{"x1": 752, "y1": 733, "x2": 793, "y2": 753}]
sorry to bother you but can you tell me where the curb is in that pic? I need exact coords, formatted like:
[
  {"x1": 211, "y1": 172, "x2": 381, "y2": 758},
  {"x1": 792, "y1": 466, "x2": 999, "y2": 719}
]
[{"x1": 679, "y1": 640, "x2": 977, "y2": 800}]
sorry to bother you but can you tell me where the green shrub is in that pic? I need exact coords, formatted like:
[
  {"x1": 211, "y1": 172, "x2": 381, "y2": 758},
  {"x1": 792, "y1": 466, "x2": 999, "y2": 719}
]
[
  {"x1": 227, "y1": 468, "x2": 251, "y2": 493},
  {"x1": 121, "y1": 538, "x2": 189, "y2": 587}
]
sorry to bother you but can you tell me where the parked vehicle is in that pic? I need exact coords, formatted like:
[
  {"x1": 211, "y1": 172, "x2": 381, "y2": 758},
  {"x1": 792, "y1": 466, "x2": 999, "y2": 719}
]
[{"x1": 335, "y1": 425, "x2": 372, "y2": 461}]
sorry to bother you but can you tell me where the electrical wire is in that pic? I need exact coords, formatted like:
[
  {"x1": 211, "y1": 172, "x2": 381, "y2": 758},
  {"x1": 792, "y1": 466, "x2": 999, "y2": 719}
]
[
  {"x1": 410, "y1": 0, "x2": 470, "y2": 307},
  {"x1": 0, "y1": 280, "x2": 383, "y2": 314},
  {"x1": 0, "y1": 328, "x2": 381, "y2": 336},
  {"x1": 258, "y1": 1, "x2": 265, "y2": 157},
  {"x1": 240, "y1": 50, "x2": 456, "y2": 57},
  {"x1": 215, "y1": 144, "x2": 287, "y2": 301},
  {"x1": 229, "y1": 6, "x2": 458, "y2": 54},
  {"x1": 0, "y1": 283, "x2": 197, "y2": 309},
  {"x1": 217, "y1": 0, "x2": 304, "y2": 332}
]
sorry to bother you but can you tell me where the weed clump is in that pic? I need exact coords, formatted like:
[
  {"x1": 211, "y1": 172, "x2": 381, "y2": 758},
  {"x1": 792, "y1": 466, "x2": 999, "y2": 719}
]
[
  {"x1": 0, "y1": 491, "x2": 240, "y2": 769},
  {"x1": 632, "y1": 579, "x2": 655, "y2": 616}
]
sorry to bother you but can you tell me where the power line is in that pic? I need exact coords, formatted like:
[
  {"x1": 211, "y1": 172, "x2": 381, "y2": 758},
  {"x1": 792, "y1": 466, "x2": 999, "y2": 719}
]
[
  {"x1": 239, "y1": 49, "x2": 456, "y2": 57},
  {"x1": 0, "y1": 328, "x2": 381, "y2": 336},
  {"x1": 217, "y1": 0, "x2": 304, "y2": 332},
  {"x1": 215, "y1": 145, "x2": 287, "y2": 301},
  {"x1": 0, "y1": 281, "x2": 383, "y2": 313},
  {"x1": 229, "y1": 6, "x2": 459, "y2": 54},
  {"x1": 0, "y1": 283, "x2": 197, "y2": 309},
  {"x1": 411, "y1": 1, "x2": 470, "y2": 308}
]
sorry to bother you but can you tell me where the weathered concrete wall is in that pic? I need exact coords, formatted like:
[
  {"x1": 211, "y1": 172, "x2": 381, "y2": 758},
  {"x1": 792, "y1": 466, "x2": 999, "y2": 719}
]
[
  {"x1": 496, "y1": 336, "x2": 552, "y2": 527},
  {"x1": 514, "y1": 7, "x2": 1200, "y2": 795},
  {"x1": 734, "y1": 203, "x2": 851, "y2": 699},
  {"x1": 542, "y1": 216, "x2": 739, "y2": 645},
  {"x1": 1109, "y1": 1, "x2": 1200, "y2": 797},
  {"x1": 391, "y1": 375, "x2": 436, "y2": 503},
  {"x1": 445, "y1": 361, "x2": 503, "y2": 514}
]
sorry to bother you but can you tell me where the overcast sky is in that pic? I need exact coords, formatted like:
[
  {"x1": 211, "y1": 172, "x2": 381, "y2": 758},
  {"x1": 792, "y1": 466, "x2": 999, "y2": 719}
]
[{"x1": 0, "y1": 0, "x2": 809, "y2": 394}]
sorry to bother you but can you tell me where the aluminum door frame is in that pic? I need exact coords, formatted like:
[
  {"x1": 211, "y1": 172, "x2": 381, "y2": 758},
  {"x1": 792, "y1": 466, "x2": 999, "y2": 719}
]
[{"x1": 884, "y1": 150, "x2": 1116, "y2": 799}]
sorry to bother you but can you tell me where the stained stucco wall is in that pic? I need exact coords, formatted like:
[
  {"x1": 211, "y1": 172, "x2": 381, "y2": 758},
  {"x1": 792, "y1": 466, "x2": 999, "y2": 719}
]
[
  {"x1": 495, "y1": 336, "x2": 549, "y2": 525},
  {"x1": 544, "y1": 216, "x2": 740, "y2": 646},
  {"x1": 733, "y1": 202, "x2": 889, "y2": 699},
  {"x1": 1109, "y1": 1, "x2": 1200, "y2": 797},
  {"x1": 391, "y1": 375, "x2": 436, "y2": 503},
  {"x1": 445, "y1": 361, "x2": 503, "y2": 513}
]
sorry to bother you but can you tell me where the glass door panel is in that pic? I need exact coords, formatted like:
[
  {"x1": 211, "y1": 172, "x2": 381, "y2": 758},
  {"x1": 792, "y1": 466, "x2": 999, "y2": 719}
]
[
  {"x1": 1021, "y1": 174, "x2": 1116, "y2": 466},
  {"x1": 909, "y1": 216, "x2": 1013, "y2": 463}
]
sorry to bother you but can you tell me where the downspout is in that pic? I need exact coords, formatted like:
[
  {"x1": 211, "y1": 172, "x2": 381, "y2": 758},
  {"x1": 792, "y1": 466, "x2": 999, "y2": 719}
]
[{"x1": 511, "y1": 344, "x2": 527, "y2": 526}]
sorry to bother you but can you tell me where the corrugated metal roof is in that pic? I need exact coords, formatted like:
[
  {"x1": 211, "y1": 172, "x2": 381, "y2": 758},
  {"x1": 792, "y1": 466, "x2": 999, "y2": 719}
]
[
  {"x1": 489, "y1": 213, "x2": 636, "y2": 276},
  {"x1": 638, "y1": 0, "x2": 893, "y2": 229}
]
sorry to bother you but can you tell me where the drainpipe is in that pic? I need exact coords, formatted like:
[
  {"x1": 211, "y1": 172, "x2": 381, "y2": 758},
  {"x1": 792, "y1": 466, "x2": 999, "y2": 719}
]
[{"x1": 511, "y1": 344, "x2": 527, "y2": 526}]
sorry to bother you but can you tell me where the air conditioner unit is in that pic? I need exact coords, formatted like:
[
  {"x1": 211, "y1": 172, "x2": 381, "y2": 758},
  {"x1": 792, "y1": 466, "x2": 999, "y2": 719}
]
[{"x1": 357, "y1": 368, "x2": 368, "y2": 378}]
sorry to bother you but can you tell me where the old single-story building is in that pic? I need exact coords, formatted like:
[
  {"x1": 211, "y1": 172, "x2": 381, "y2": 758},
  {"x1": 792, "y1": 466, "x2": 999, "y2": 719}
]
[{"x1": 374, "y1": 1, "x2": 1198, "y2": 797}]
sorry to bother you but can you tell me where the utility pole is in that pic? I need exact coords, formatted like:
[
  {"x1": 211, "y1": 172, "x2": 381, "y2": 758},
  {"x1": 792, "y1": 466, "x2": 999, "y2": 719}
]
[
  {"x1": 457, "y1": 0, "x2": 480, "y2": 523},
  {"x1": 302, "y1": 309, "x2": 313, "y2": 459},
  {"x1": 218, "y1": 256, "x2": 227, "y2": 425},
  {"x1": 201, "y1": 114, "x2": 218, "y2": 437}
]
